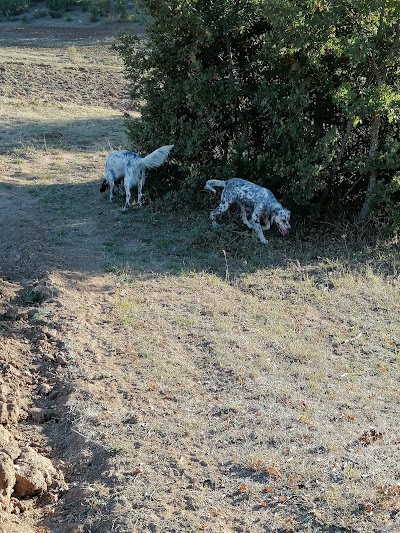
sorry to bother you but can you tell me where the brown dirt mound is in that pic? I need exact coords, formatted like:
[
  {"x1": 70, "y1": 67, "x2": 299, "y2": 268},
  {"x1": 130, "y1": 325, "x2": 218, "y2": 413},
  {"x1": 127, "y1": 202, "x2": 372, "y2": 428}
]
[{"x1": 0, "y1": 276, "x2": 69, "y2": 531}]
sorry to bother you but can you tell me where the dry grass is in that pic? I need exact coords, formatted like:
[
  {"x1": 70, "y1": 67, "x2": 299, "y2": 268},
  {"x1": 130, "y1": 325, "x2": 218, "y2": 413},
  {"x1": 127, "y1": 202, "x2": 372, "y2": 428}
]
[
  {"x1": 61, "y1": 231, "x2": 399, "y2": 532},
  {"x1": 0, "y1": 97, "x2": 131, "y2": 153},
  {"x1": 104, "y1": 257, "x2": 399, "y2": 531}
]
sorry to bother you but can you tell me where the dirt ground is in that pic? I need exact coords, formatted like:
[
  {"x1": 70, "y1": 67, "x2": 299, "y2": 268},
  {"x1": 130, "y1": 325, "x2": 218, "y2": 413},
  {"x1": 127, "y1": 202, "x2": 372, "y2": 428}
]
[
  {"x1": 1, "y1": 12, "x2": 400, "y2": 533},
  {"x1": 0, "y1": 15, "x2": 141, "y2": 533}
]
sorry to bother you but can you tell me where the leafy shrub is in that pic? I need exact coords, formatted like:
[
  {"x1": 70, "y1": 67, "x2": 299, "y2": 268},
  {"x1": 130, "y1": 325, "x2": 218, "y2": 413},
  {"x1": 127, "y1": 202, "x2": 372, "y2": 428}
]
[
  {"x1": 113, "y1": 0, "x2": 126, "y2": 16},
  {"x1": 79, "y1": 0, "x2": 91, "y2": 11},
  {"x1": 89, "y1": 5, "x2": 100, "y2": 21},
  {"x1": 117, "y1": 0, "x2": 400, "y2": 231},
  {"x1": 45, "y1": 0, "x2": 74, "y2": 11},
  {"x1": 0, "y1": 0, "x2": 29, "y2": 16},
  {"x1": 32, "y1": 8, "x2": 48, "y2": 19},
  {"x1": 92, "y1": 0, "x2": 112, "y2": 15},
  {"x1": 49, "y1": 9, "x2": 63, "y2": 18},
  {"x1": 371, "y1": 174, "x2": 400, "y2": 234}
]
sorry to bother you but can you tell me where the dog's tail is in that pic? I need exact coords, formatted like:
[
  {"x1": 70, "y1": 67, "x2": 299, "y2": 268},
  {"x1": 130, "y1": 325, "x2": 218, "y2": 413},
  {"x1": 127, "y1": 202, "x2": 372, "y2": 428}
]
[
  {"x1": 139, "y1": 145, "x2": 174, "y2": 170},
  {"x1": 100, "y1": 179, "x2": 108, "y2": 192},
  {"x1": 204, "y1": 179, "x2": 226, "y2": 194}
]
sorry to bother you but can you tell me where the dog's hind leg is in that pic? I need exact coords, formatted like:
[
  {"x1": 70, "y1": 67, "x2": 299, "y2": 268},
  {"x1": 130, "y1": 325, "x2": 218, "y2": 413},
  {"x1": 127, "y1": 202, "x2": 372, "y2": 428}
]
[
  {"x1": 104, "y1": 169, "x2": 115, "y2": 203},
  {"x1": 137, "y1": 169, "x2": 145, "y2": 207},
  {"x1": 210, "y1": 201, "x2": 230, "y2": 227},
  {"x1": 109, "y1": 182, "x2": 115, "y2": 203}
]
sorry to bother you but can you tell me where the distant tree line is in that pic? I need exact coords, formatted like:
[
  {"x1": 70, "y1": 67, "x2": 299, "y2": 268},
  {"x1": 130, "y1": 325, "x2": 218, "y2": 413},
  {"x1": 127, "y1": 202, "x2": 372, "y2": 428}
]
[
  {"x1": 0, "y1": 0, "x2": 134, "y2": 21},
  {"x1": 117, "y1": 0, "x2": 400, "y2": 230}
]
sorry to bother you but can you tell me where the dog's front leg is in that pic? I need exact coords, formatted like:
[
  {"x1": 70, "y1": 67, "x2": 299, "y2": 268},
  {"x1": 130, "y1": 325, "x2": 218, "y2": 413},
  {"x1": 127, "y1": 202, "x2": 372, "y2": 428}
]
[
  {"x1": 123, "y1": 185, "x2": 131, "y2": 211},
  {"x1": 251, "y1": 212, "x2": 268, "y2": 245},
  {"x1": 240, "y1": 205, "x2": 253, "y2": 229},
  {"x1": 260, "y1": 215, "x2": 271, "y2": 231}
]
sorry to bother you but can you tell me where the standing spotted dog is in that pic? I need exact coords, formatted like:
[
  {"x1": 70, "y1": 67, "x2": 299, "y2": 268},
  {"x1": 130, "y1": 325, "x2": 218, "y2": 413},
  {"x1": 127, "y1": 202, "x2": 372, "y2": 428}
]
[
  {"x1": 100, "y1": 145, "x2": 174, "y2": 210},
  {"x1": 205, "y1": 178, "x2": 291, "y2": 245}
]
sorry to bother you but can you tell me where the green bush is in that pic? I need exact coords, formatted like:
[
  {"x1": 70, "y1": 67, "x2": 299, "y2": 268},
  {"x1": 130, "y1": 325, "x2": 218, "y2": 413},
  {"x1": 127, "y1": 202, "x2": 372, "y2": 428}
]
[
  {"x1": 32, "y1": 8, "x2": 48, "y2": 19},
  {"x1": 45, "y1": 0, "x2": 74, "y2": 11},
  {"x1": 92, "y1": 0, "x2": 112, "y2": 15},
  {"x1": 113, "y1": 0, "x2": 126, "y2": 15},
  {"x1": 48, "y1": 9, "x2": 62, "y2": 17},
  {"x1": 0, "y1": 0, "x2": 29, "y2": 16},
  {"x1": 117, "y1": 0, "x2": 400, "y2": 231},
  {"x1": 89, "y1": 5, "x2": 100, "y2": 21},
  {"x1": 79, "y1": 0, "x2": 91, "y2": 11}
]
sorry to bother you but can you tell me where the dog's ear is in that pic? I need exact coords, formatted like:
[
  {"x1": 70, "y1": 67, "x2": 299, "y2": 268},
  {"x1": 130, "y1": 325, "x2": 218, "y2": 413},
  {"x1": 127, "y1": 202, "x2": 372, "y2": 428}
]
[{"x1": 270, "y1": 212, "x2": 276, "y2": 224}]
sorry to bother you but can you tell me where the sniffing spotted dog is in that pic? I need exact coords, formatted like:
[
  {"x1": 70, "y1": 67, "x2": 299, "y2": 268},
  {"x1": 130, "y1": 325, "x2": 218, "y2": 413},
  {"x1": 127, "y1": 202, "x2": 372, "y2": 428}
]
[
  {"x1": 204, "y1": 178, "x2": 291, "y2": 245},
  {"x1": 100, "y1": 145, "x2": 174, "y2": 210}
]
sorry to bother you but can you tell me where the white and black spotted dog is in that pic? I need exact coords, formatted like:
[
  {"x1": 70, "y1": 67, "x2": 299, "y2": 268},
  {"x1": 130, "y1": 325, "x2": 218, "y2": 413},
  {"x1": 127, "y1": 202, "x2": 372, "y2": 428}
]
[
  {"x1": 204, "y1": 178, "x2": 291, "y2": 245},
  {"x1": 100, "y1": 145, "x2": 174, "y2": 210}
]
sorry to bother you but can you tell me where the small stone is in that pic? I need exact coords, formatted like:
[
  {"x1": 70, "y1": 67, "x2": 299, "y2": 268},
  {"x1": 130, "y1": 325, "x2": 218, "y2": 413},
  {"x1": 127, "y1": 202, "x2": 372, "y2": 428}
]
[{"x1": 14, "y1": 446, "x2": 66, "y2": 498}]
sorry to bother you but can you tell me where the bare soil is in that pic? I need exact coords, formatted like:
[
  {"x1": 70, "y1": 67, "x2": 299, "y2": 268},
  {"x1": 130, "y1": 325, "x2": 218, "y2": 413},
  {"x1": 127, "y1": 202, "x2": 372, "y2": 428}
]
[
  {"x1": 1, "y1": 14, "x2": 400, "y2": 533},
  {"x1": 0, "y1": 17, "x2": 138, "y2": 110},
  {"x1": 0, "y1": 60, "x2": 129, "y2": 109}
]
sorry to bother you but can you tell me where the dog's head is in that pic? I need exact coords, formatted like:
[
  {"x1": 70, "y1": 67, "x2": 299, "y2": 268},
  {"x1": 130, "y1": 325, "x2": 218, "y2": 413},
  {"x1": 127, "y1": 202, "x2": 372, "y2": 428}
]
[{"x1": 271, "y1": 208, "x2": 291, "y2": 236}]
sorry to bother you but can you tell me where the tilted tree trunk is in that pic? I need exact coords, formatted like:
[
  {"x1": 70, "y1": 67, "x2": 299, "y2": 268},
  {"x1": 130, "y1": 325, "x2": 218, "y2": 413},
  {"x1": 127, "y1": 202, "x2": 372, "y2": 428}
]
[
  {"x1": 356, "y1": 49, "x2": 384, "y2": 224},
  {"x1": 356, "y1": 13, "x2": 400, "y2": 223}
]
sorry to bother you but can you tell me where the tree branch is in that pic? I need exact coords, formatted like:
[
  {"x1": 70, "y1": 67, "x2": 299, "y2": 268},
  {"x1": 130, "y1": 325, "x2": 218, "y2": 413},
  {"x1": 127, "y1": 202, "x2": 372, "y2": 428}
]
[
  {"x1": 377, "y1": 0, "x2": 386, "y2": 37},
  {"x1": 356, "y1": 111, "x2": 381, "y2": 223},
  {"x1": 384, "y1": 18, "x2": 400, "y2": 82},
  {"x1": 388, "y1": 19, "x2": 400, "y2": 58},
  {"x1": 371, "y1": 53, "x2": 382, "y2": 86}
]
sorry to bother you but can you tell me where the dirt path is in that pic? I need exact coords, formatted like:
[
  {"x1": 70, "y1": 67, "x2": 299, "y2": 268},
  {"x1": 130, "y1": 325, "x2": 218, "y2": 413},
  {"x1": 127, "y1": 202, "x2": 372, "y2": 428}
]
[{"x1": 0, "y1": 18, "x2": 144, "y2": 533}]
